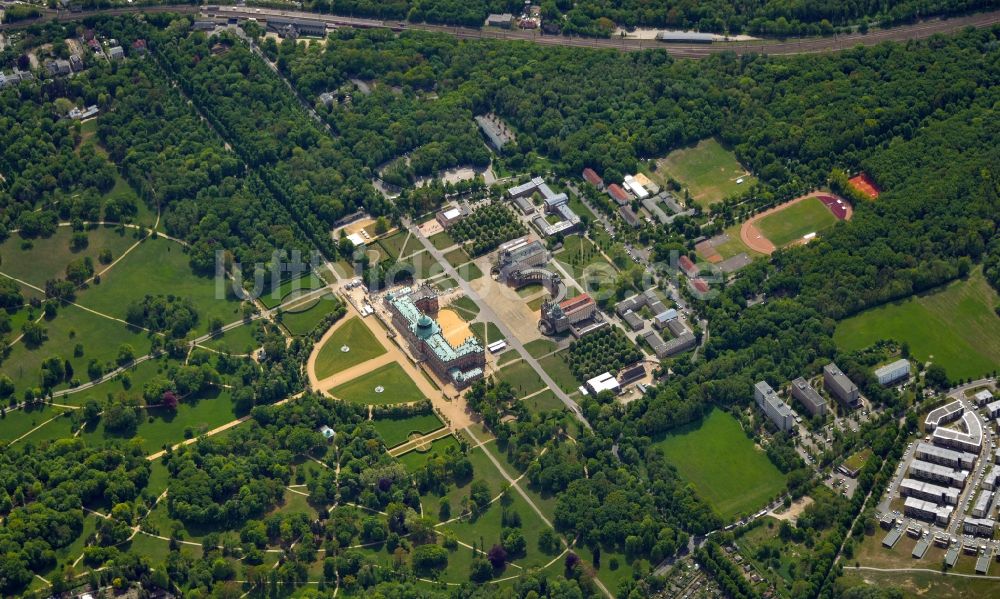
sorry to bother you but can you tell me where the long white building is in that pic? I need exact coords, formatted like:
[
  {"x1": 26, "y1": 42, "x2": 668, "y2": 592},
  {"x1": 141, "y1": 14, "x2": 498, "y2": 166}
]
[{"x1": 909, "y1": 459, "x2": 969, "y2": 488}]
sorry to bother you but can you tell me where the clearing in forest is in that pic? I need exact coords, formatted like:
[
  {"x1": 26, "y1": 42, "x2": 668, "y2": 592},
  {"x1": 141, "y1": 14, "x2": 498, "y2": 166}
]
[
  {"x1": 656, "y1": 138, "x2": 755, "y2": 208},
  {"x1": 654, "y1": 409, "x2": 787, "y2": 521}
]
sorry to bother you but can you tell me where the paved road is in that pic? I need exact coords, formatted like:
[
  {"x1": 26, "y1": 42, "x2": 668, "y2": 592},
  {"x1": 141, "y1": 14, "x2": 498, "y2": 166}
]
[
  {"x1": 404, "y1": 219, "x2": 592, "y2": 430},
  {"x1": 4, "y1": 4, "x2": 1000, "y2": 59}
]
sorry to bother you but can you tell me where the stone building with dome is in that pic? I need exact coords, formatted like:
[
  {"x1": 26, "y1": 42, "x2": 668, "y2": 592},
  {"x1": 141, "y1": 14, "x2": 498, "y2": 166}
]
[{"x1": 385, "y1": 285, "x2": 485, "y2": 389}]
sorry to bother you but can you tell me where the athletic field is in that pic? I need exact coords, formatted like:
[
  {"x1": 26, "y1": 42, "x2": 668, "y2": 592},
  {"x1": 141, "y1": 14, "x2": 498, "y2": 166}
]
[
  {"x1": 657, "y1": 138, "x2": 755, "y2": 208},
  {"x1": 756, "y1": 196, "x2": 838, "y2": 247},
  {"x1": 654, "y1": 409, "x2": 787, "y2": 521},
  {"x1": 834, "y1": 270, "x2": 1000, "y2": 381}
]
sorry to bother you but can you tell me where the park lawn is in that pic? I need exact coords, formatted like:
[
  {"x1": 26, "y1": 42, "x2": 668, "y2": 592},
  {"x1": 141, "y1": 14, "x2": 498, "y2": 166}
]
[
  {"x1": 833, "y1": 270, "x2": 1000, "y2": 381},
  {"x1": 654, "y1": 409, "x2": 787, "y2": 521},
  {"x1": 396, "y1": 435, "x2": 462, "y2": 472},
  {"x1": 403, "y1": 251, "x2": 446, "y2": 280},
  {"x1": 657, "y1": 138, "x2": 755, "y2": 208},
  {"x1": 523, "y1": 389, "x2": 565, "y2": 413},
  {"x1": 0, "y1": 225, "x2": 137, "y2": 288},
  {"x1": 556, "y1": 235, "x2": 613, "y2": 279},
  {"x1": 35, "y1": 513, "x2": 100, "y2": 582},
  {"x1": 449, "y1": 296, "x2": 480, "y2": 320},
  {"x1": 524, "y1": 339, "x2": 558, "y2": 358},
  {"x1": 77, "y1": 236, "x2": 242, "y2": 336},
  {"x1": 0, "y1": 403, "x2": 66, "y2": 442},
  {"x1": 434, "y1": 276, "x2": 459, "y2": 291},
  {"x1": 757, "y1": 196, "x2": 837, "y2": 248},
  {"x1": 279, "y1": 293, "x2": 342, "y2": 336},
  {"x1": 574, "y1": 545, "x2": 635, "y2": 597},
  {"x1": 516, "y1": 283, "x2": 544, "y2": 298},
  {"x1": 259, "y1": 272, "x2": 326, "y2": 309},
  {"x1": 568, "y1": 194, "x2": 596, "y2": 221},
  {"x1": 443, "y1": 247, "x2": 471, "y2": 268},
  {"x1": 330, "y1": 362, "x2": 425, "y2": 405},
  {"x1": 200, "y1": 321, "x2": 262, "y2": 355},
  {"x1": 271, "y1": 487, "x2": 320, "y2": 520},
  {"x1": 80, "y1": 387, "x2": 238, "y2": 454},
  {"x1": 147, "y1": 459, "x2": 171, "y2": 497},
  {"x1": 429, "y1": 231, "x2": 456, "y2": 250},
  {"x1": 538, "y1": 352, "x2": 579, "y2": 393},
  {"x1": 456, "y1": 261, "x2": 483, "y2": 282},
  {"x1": 371, "y1": 412, "x2": 444, "y2": 448},
  {"x1": 313, "y1": 317, "x2": 386, "y2": 379},
  {"x1": 470, "y1": 322, "x2": 506, "y2": 345},
  {"x1": 527, "y1": 296, "x2": 547, "y2": 311},
  {"x1": 498, "y1": 360, "x2": 546, "y2": 397},
  {"x1": 0, "y1": 303, "x2": 154, "y2": 398},
  {"x1": 103, "y1": 173, "x2": 146, "y2": 223},
  {"x1": 377, "y1": 231, "x2": 409, "y2": 259}
]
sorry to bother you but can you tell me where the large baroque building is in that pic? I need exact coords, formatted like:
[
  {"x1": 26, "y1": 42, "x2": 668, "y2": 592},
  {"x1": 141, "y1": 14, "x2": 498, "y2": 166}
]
[{"x1": 385, "y1": 286, "x2": 485, "y2": 389}]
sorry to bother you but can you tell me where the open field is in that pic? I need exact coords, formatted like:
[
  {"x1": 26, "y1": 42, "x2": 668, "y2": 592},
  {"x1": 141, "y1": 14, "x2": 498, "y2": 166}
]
[
  {"x1": 0, "y1": 226, "x2": 138, "y2": 288},
  {"x1": 524, "y1": 338, "x2": 558, "y2": 358},
  {"x1": 259, "y1": 272, "x2": 326, "y2": 309},
  {"x1": 329, "y1": 362, "x2": 426, "y2": 405},
  {"x1": 449, "y1": 295, "x2": 480, "y2": 320},
  {"x1": 0, "y1": 403, "x2": 66, "y2": 441},
  {"x1": 499, "y1": 360, "x2": 546, "y2": 397},
  {"x1": 371, "y1": 413, "x2": 444, "y2": 447},
  {"x1": 79, "y1": 388, "x2": 238, "y2": 454},
  {"x1": 429, "y1": 231, "x2": 456, "y2": 250},
  {"x1": 396, "y1": 435, "x2": 461, "y2": 472},
  {"x1": 556, "y1": 234, "x2": 613, "y2": 279},
  {"x1": 834, "y1": 270, "x2": 1000, "y2": 380},
  {"x1": 279, "y1": 293, "x2": 342, "y2": 336},
  {"x1": 313, "y1": 317, "x2": 386, "y2": 379},
  {"x1": 78, "y1": 237, "x2": 242, "y2": 336},
  {"x1": 841, "y1": 565, "x2": 1000, "y2": 598},
  {"x1": 0, "y1": 303, "x2": 154, "y2": 397},
  {"x1": 657, "y1": 138, "x2": 754, "y2": 208},
  {"x1": 756, "y1": 195, "x2": 838, "y2": 247},
  {"x1": 538, "y1": 352, "x2": 579, "y2": 393},
  {"x1": 200, "y1": 321, "x2": 261, "y2": 354},
  {"x1": 443, "y1": 247, "x2": 471, "y2": 267},
  {"x1": 654, "y1": 409, "x2": 787, "y2": 520},
  {"x1": 523, "y1": 389, "x2": 565, "y2": 413}
]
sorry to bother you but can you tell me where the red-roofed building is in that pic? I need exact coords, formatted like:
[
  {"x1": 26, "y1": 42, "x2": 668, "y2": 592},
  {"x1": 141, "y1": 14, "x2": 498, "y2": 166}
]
[
  {"x1": 582, "y1": 168, "x2": 604, "y2": 189},
  {"x1": 608, "y1": 183, "x2": 630, "y2": 205},
  {"x1": 559, "y1": 294, "x2": 597, "y2": 320},
  {"x1": 678, "y1": 255, "x2": 699, "y2": 278},
  {"x1": 691, "y1": 278, "x2": 710, "y2": 294},
  {"x1": 131, "y1": 39, "x2": 148, "y2": 54}
]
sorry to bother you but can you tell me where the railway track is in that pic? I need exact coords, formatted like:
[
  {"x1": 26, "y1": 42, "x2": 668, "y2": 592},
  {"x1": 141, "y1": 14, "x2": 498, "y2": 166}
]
[{"x1": 2, "y1": 4, "x2": 999, "y2": 59}]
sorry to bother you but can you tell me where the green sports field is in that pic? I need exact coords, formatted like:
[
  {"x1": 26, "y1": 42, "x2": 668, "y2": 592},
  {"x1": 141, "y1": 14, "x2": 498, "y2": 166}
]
[
  {"x1": 329, "y1": 362, "x2": 425, "y2": 405},
  {"x1": 313, "y1": 317, "x2": 386, "y2": 379},
  {"x1": 834, "y1": 270, "x2": 1000, "y2": 381},
  {"x1": 756, "y1": 196, "x2": 838, "y2": 248},
  {"x1": 654, "y1": 409, "x2": 787, "y2": 521},
  {"x1": 657, "y1": 138, "x2": 755, "y2": 208}
]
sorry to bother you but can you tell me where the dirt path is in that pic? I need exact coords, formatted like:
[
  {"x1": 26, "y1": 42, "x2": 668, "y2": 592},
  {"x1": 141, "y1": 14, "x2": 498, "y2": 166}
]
[{"x1": 769, "y1": 496, "x2": 814, "y2": 524}]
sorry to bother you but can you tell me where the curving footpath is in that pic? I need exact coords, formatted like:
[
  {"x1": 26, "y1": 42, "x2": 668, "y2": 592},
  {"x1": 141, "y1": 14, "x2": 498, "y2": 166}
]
[{"x1": 2, "y1": 5, "x2": 999, "y2": 59}]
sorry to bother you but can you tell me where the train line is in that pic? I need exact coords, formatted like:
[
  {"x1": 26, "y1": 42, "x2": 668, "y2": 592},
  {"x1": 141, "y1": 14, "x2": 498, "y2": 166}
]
[{"x1": 2, "y1": 3, "x2": 999, "y2": 59}]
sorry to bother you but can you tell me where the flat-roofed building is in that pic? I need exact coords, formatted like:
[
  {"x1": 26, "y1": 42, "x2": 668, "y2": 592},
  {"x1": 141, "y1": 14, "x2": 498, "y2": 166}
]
[
  {"x1": 965, "y1": 517, "x2": 996, "y2": 538},
  {"x1": 875, "y1": 358, "x2": 910, "y2": 385},
  {"x1": 986, "y1": 400, "x2": 1000, "y2": 419},
  {"x1": 485, "y1": 13, "x2": 514, "y2": 28},
  {"x1": 904, "y1": 496, "x2": 953, "y2": 526},
  {"x1": 435, "y1": 204, "x2": 470, "y2": 229},
  {"x1": 976, "y1": 551, "x2": 992, "y2": 574},
  {"x1": 973, "y1": 491, "x2": 994, "y2": 518},
  {"x1": 974, "y1": 389, "x2": 994, "y2": 406},
  {"x1": 662, "y1": 331, "x2": 696, "y2": 357},
  {"x1": 790, "y1": 377, "x2": 827, "y2": 417},
  {"x1": 641, "y1": 329, "x2": 670, "y2": 359},
  {"x1": 899, "y1": 478, "x2": 959, "y2": 505},
  {"x1": 915, "y1": 442, "x2": 977, "y2": 470},
  {"x1": 823, "y1": 362, "x2": 859, "y2": 408},
  {"x1": 932, "y1": 411, "x2": 983, "y2": 453},
  {"x1": 909, "y1": 459, "x2": 969, "y2": 488},
  {"x1": 925, "y1": 400, "x2": 964, "y2": 431},
  {"x1": 912, "y1": 539, "x2": 930, "y2": 559},
  {"x1": 621, "y1": 310, "x2": 644, "y2": 332},
  {"x1": 754, "y1": 381, "x2": 795, "y2": 433},
  {"x1": 945, "y1": 546, "x2": 959, "y2": 567},
  {"x1": 983, "y1": 469, "x2": 1000, "y2": 491}
]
